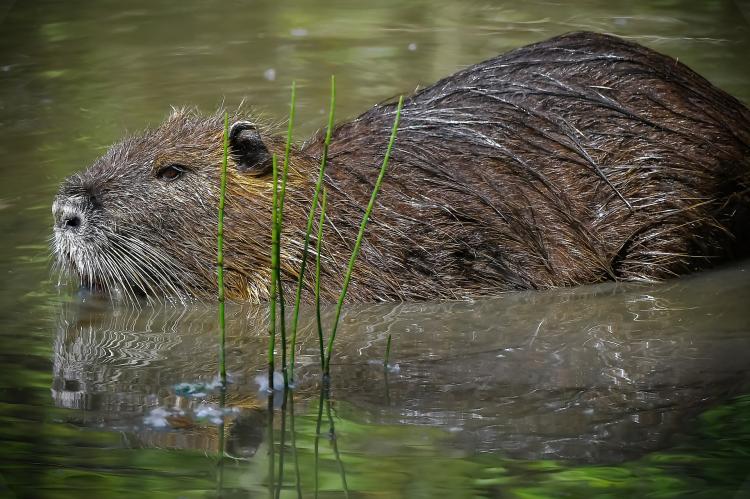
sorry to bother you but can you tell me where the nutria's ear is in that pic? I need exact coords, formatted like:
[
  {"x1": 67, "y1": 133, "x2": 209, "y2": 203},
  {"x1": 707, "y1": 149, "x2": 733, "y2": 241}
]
[{"x1": 229, "y1": 121, "x2": 272, "y2": 175}]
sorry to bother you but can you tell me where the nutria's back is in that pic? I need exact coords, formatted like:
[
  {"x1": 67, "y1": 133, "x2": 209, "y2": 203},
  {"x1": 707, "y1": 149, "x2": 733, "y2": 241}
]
[
  {"x1": 304, "y1": 31, "x2": 750, "y2": 300},
  {"x1": 53, "y1": 31, "x2": 750, "y2": 303}
]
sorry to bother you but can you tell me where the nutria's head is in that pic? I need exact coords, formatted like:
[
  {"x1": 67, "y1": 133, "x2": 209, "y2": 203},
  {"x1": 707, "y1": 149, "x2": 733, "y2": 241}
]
[{"x1": 52, "y1": 109, "x2": 303, "y2": 303}]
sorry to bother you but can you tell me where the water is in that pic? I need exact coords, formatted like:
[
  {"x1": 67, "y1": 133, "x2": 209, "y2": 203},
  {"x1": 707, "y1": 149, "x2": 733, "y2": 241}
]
[{"x1": 1, "y1": 0, "x2": 749, "y2": 497}]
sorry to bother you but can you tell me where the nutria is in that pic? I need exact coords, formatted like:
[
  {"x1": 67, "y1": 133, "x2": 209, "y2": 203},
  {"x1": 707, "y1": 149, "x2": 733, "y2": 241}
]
[{"x1": 52, "y1": 31, "x2": 750, "y2": 303}]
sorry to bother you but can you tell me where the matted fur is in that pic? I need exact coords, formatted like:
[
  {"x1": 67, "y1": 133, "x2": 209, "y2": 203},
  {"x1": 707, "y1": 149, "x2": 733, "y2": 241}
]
[{"x1": 53, "y1": 32, "x2": 750, "y2": 303}]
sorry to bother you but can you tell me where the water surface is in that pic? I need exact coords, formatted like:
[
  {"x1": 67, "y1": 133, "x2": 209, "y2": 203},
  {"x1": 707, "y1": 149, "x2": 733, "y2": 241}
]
[{"x1": 1, "y1": 0, "x2": 749, "y2": 497}]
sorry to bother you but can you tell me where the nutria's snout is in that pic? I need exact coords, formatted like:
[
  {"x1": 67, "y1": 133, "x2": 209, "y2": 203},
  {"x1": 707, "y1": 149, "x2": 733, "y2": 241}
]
[
  {"x1": 52, "y1": 179, "x2": 111, "y2": 295},
  {"x1": 51, "y1": 164, "x2": 208, "y2": 303},
  {"x1": 53, "y1": 201, "x2": 80, "y2": 231},
  {"x1": 53, "y1": 195, "x2": 90, "y2": 233},
  {"x1": 52, "y1": 173, "x2": 106, "y2": 250},
  {"x1": 53, "y1": 204, "x2": 83, "y2": 231}
]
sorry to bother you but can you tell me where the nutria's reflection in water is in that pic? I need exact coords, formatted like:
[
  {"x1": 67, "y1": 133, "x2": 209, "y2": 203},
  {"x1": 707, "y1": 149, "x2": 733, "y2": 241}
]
[{"x1": 51, "y1": 263, "x2": 750, "y2": 463}]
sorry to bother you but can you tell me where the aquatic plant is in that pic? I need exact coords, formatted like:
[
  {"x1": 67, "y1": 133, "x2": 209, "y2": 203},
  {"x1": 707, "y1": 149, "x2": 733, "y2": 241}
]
[
  {"x1": 266, "y1": 80, "x2": 403, "y2": 382},
  {"x1": 314, "y1": 189, "x2": 328, "y2": 368},
  {"x1": 277, "y1": 82, "x2": 297, "y2": 387},
  {"x1": 290, "y1": 76, "x2": 336, "y2": 382},
  {"x1": 217, "y1": 112, "x2": 229, "y2": 385},
  {"x1": 269, "y1": 154, "x2": 280, "y2": 383},
  {"x1": 323, "y1": 95, "x2": 404, "y2": 377}
]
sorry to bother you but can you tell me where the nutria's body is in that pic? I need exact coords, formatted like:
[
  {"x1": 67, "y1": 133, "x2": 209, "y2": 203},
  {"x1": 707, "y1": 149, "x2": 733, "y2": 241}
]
[{"x1": 53, "y1": 32, "x2": 750, "y2": 303}]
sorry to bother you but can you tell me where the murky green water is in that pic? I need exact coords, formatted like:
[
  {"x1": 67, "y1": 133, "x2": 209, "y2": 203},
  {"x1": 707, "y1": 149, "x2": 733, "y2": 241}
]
[{"x1": 1, "y1": 0, "x2": 750, "y2": 497}]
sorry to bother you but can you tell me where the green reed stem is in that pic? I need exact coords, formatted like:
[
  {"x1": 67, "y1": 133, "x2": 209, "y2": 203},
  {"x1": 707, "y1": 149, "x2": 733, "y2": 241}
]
[
  {"x1": 217, "y1": 112, "x2": 229, "y2": 385},
  {"x1": 289, "y1": 75, "x2": 336, "y2": 383},
  {"x1": 289, "y1": 395, "x2": 303, "y2": 499},
  {"x1": 216, "y1": 386, "x2": 226, "y2": 495},
  {"x1": 275, "y1": 393, "x2": 288, "y2": 499},
  {"x1": 325, "y1": 394, "x2": 350, "y2": 498},
  {"x1": 278, "y1": 82, "x2": 296, "y2": 387},
  {"x1": 267, "y1": 393, "x2": 275, "y2": 499},
  {"x1": 278, "y1": 81, "x2": 296, "y2": 216},
  {"x1": 314, "y1": 188, "x2": 328, "y2": 369},
  {"x1": 313, "y1": 385, "x2": 324, "y2": 499},
  {"x1": 323, "y1": 96, "x2": 404, "y2": 376},
  {"x1": 268, "y1": 154, "x2": 279, "y2": 382},
  {"x1": 277, "y1": 272, "x2": 287, "y2": 385}
]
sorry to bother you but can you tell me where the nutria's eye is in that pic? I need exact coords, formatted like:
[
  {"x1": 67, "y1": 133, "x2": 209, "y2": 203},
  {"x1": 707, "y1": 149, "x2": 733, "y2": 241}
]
[{"x1": 156, "y1": 164, "x2": 186, "y2": 181}]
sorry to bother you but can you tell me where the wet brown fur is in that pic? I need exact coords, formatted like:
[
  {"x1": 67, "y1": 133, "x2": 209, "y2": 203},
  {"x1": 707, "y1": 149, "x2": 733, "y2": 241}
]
[{"x1": 53, "y1": 32, "x2": 750, "y2": 303}]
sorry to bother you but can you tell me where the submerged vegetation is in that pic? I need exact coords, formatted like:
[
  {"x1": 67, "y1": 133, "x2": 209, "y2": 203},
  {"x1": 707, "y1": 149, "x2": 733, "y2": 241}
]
[
  {"x1": 215, "y1": 78, "x2": 405, "y2": 496},
  {"x1": 215, "y1": 76, "x2": 404, "y2": 388},
  {"x1": 291, "y1": 77, "x2": 335, "y2": 381}
]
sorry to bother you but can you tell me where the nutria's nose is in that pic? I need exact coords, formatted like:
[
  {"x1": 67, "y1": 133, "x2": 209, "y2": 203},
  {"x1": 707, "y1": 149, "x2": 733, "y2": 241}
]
[
  {"x1": 62, "y1": 214, "x2": 82, "y2": 229},
  {"x1": 53, "y1": 198, "x2": 87, "y2": 232}
]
